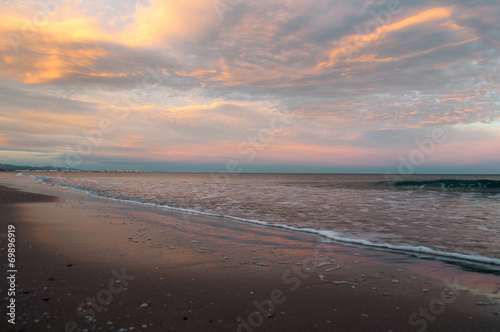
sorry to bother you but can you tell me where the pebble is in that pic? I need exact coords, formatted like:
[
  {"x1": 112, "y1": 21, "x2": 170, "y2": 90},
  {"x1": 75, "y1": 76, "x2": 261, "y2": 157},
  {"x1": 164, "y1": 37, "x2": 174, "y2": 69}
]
[
  {"x1": 325, "y1": 264, "x2": 341, "y2": 272},
  {"x1": 140, "y1": 303, "x2": 150, "y2": 308},
  {"x1": 318, "y1": 275, "x2": 328, "y2": 282},
  {"x1": 475, "y1": 302, "x2": 497, "y2": 306},
  {"x1": 444, "y1": 291, "x2": 454, "y2": 299},
  {"x1": 422, "y1": 289, "x2": 429, "y2": 293},
  {"x1": 391, "y1": 280, "x2": 399, "y2": 283}
]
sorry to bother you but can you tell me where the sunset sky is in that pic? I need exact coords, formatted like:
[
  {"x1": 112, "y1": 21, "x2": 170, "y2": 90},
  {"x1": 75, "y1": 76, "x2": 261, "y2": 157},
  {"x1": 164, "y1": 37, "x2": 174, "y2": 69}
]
[{"x1": 0, "y1": 0, "x2": 499, "y2": 173}]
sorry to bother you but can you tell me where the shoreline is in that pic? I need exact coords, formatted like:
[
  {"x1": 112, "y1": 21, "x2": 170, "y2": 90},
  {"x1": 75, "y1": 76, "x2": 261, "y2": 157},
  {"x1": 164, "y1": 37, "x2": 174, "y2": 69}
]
[{"x1": 0, "y1": 174, "x2": 499, "y2": 331}]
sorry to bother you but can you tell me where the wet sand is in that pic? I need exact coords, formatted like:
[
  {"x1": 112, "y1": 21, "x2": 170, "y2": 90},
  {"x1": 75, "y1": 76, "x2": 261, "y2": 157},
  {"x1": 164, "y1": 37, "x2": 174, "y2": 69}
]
[{"x1": 0, "y1": 174, "x2": 499, "y2": 331}]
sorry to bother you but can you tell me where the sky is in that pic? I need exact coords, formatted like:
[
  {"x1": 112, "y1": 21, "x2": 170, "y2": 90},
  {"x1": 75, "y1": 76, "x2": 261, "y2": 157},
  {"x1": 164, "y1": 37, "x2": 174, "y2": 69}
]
[{"x1": 0, "y1": 0, "x2": 499, "y2": 173}]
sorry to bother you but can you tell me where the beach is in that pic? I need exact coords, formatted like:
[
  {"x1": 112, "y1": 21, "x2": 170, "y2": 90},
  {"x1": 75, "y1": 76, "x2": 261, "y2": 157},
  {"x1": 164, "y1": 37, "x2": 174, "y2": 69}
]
[{"x1": 0, "y1": 173, "x2": 499, "y2": 332}]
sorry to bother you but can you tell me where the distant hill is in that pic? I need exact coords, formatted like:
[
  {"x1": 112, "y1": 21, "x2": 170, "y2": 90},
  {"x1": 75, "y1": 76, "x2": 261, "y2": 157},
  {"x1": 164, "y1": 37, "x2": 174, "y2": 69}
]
[{"x1": 0, "y1": 164, "x2": 77, "y2": 172}]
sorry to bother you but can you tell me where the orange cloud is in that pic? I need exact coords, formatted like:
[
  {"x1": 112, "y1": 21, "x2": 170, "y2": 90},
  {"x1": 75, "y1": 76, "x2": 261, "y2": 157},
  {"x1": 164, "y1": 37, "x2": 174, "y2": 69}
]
[
  {"x1": 0, "y1": 133, "x2": 10, "y2": 146},
  {"x1": 122, "y1": 0, "x2": 218, "y2": 46},
  {"x1": 117, "y1": 135, "x2": 144, "y2": 148},
  {"x1": 12, "y1": 111, "x2": 98, "y2": 135},
  {"x1": 318, "y1": 7, "x2": 454, "y2": 68}
]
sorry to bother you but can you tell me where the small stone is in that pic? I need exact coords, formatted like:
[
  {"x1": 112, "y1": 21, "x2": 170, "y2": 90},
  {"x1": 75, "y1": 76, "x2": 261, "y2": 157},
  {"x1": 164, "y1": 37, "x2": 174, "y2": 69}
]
[
  {"x1": 391, "y1": 280, "x2": 399, "y2": 283},
  {"x1": 140, "y1": 303, "x2": 150, "y2": 308},
  {"x1": 475, "y1": 302, "x2": 497, "y2": 306}
]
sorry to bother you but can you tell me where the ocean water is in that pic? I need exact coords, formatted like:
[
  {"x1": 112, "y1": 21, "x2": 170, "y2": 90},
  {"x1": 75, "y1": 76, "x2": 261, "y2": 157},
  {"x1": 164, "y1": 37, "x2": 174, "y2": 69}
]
[{"x1": 20, "y1": 173, "x2": 500, "y2": 265}]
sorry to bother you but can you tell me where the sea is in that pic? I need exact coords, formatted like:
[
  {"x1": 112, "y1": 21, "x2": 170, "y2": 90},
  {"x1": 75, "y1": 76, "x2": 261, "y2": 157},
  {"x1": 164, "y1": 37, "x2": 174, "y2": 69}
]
[{"x1": 19, "y1": 172, "x2": 500, "y2": 266}]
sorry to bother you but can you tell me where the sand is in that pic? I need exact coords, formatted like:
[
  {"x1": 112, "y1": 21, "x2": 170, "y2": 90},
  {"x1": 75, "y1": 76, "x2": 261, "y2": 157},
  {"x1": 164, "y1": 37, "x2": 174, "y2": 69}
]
[{"x1": 0, "y1": 173, "x2": 499, "y2": 331}]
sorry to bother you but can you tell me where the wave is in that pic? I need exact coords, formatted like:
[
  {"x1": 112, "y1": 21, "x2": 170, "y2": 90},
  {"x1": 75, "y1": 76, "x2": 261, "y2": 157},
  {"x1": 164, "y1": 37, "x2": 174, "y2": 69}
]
[
  {"x1": 18, "y1": 173, "x2": 500, "y2": 267},
  {"x1": 378, "y1": 179, "x2": 500, "y2": 192}
]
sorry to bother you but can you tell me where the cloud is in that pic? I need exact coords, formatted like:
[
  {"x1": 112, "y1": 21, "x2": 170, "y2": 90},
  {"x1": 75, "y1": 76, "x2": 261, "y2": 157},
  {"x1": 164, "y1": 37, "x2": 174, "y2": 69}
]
[
  {"x1": 122, "y1": 0, "x2": 219, "y2": 46},
  {"x1": 0, "y1": 0, "x2": 499, "y2": 171},
  {"x1": 0, "y1": 133, "x2": 10, "y2": 146}
]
